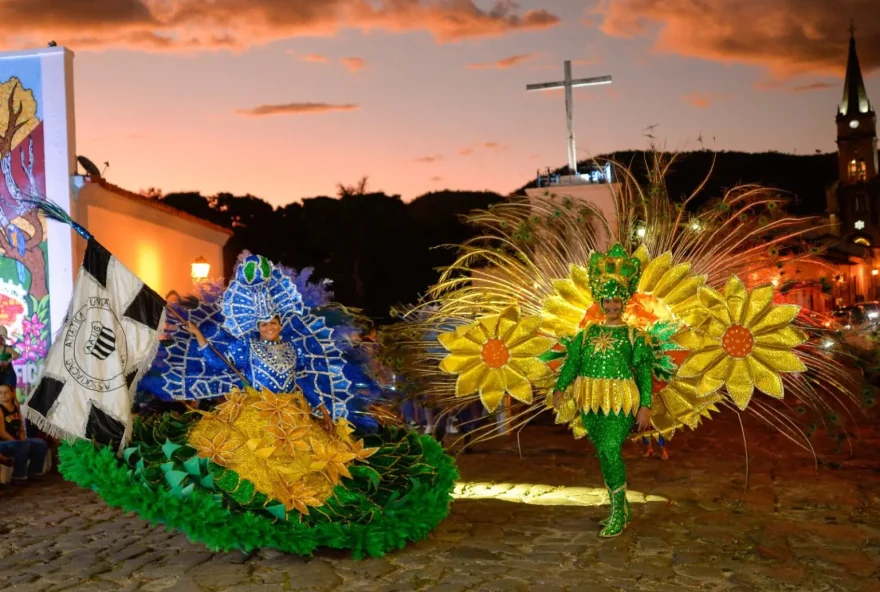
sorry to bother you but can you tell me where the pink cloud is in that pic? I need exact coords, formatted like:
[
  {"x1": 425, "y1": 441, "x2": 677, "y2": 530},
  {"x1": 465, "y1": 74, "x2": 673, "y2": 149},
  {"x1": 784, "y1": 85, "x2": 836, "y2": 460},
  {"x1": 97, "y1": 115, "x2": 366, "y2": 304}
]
[
  {"x1": 682, "y1": 92, "x2": 729, "y2": 108},
  {"x1": 458, "y1": 143, "x2": 506, "y2": 155},
  {"x1": 469, "y1": 53, "x2": 534, "y2": 70},
  {"x1": 415, "y1": 154, "x2": 444, "y2": 163},
  {"x1": 300, "y1": 53, "x2": 330, "y2": 64},
  {"x1": 340, "y1": 56, "x2": 367, "y2": 72}
]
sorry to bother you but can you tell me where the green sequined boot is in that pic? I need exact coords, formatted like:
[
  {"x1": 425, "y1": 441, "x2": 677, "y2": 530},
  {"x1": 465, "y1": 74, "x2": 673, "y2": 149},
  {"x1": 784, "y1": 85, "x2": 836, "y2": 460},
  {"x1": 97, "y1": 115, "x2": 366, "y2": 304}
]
[
  {"x1": 599, "y1": 482, "x2": 630, "y2": 527},
  {"x1": 599, "y1": 484, "x2": 628, "y2": 538}
]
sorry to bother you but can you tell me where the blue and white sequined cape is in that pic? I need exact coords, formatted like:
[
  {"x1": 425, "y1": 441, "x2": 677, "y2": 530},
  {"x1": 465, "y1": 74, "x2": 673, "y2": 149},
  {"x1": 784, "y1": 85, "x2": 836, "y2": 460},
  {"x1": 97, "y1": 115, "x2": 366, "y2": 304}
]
[{"x1": 141, "y1": 258, "x2": 381, "y2": 432}]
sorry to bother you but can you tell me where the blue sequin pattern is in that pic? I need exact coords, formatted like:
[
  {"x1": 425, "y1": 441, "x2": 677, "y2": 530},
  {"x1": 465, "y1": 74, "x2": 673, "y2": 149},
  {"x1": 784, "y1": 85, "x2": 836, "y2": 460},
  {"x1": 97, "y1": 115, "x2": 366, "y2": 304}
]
[{"x1": 140, "y1": 254, "x2": 380, "y2": 432}]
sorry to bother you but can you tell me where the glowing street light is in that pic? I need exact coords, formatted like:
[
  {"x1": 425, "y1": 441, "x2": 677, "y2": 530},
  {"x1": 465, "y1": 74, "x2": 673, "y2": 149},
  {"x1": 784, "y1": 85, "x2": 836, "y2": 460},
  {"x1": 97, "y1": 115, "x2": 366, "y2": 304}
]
[{"x1": 191, "y1": 256, "x2": 210, "y2": 281}]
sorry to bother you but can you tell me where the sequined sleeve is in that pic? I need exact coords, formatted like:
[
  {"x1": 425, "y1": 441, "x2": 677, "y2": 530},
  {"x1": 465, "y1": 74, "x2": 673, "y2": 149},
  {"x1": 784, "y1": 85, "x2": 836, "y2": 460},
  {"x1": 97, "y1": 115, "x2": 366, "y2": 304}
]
[
  {"x1": 555, "y1": 330, "x2": 585, "y2": 392},
  {"x1": 199, "y1": 337, "x2": 249, "y2": 376},
  {"x1": 632, "y1": 331, "x2": 653, "y2": 409}
]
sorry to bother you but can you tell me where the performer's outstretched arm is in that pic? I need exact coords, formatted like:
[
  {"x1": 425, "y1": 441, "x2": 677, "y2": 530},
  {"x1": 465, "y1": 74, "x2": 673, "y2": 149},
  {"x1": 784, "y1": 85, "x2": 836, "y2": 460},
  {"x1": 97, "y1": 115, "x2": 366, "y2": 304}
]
[
  {"x1": 186, "y1": 323, "x2": 250, "y2": 380},
  {"x1": 632, "y1": 331, "x2": 653, "y2": 430},
  {"x1": 555, "y1": 330, "x2": 585, "y2": 393}
]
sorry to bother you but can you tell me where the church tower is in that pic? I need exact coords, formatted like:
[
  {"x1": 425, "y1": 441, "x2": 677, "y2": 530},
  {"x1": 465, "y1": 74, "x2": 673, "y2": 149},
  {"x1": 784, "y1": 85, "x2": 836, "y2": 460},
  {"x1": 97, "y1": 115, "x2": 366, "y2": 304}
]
[
  {"x1": 833, "y1": 28, "x2": 879, "y2": 247},
  {"x1": 836, "y1": 29, "x2": 878, "y2": 184}
]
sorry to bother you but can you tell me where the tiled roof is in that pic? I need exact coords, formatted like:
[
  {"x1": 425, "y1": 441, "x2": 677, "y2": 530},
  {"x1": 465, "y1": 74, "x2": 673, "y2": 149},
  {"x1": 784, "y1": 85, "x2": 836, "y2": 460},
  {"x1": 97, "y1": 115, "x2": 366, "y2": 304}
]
[{"x1": 86, "y1": 176, "x2": 234, "y2": 236}]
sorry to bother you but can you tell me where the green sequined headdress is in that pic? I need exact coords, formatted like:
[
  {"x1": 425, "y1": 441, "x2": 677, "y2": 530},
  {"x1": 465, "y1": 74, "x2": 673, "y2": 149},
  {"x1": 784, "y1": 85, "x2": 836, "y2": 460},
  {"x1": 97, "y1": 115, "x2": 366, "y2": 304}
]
[{"x1": 588, "y1": 243, "x2": 642, "y2": 304}]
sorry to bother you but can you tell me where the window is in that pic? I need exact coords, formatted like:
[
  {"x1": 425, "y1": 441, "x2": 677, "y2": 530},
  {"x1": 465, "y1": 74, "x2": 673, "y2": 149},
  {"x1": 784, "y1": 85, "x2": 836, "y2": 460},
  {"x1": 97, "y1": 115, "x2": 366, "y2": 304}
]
[
  {"x1": 854, "y1": 193, "x2": 868, "y2": 214},
  {"x1": 849, "y1": 158, "x2": 868, "y2": 182}
]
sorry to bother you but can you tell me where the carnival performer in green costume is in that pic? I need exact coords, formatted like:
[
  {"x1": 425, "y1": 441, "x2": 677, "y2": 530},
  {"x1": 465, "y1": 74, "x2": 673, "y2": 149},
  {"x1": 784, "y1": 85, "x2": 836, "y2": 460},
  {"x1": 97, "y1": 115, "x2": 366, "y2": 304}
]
[
  {"x1": 551, "y1": 244, "x2": 653, "y2": 538},
  {"x1": 411, "y1": 171, "x2": 860, "y2": 546}
]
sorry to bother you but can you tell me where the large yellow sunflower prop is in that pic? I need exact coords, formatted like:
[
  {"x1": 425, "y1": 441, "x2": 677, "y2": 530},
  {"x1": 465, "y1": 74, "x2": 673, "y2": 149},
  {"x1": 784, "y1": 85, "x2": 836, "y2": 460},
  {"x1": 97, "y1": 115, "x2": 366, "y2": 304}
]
[
  {"x1": 673, "y1": 276, "x2": 807, "y2": 410},
  {"x1": 438, "y1": 305, "x2": 555, "y2": 411}
]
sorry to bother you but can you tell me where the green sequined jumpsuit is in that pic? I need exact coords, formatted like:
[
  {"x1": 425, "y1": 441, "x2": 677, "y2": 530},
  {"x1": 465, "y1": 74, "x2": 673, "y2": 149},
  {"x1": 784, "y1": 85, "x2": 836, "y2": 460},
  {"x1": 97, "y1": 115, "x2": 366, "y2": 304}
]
[{"x1": 555, "y1": 323, "x2": 653, "y2": 535}]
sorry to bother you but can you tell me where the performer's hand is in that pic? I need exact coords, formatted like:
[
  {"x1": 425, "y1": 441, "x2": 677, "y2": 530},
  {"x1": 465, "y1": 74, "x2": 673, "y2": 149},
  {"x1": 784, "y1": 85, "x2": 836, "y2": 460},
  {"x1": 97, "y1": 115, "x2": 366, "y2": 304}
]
[
  {"x1": 185, "y1": 322, "x2": 207, "y2": 347},
  {"x1": 636, "y1": 407, "x2": 652, "y2": 432},
  {"x1": 552, "y1": 390, "x2": 563, "y2": 409}
]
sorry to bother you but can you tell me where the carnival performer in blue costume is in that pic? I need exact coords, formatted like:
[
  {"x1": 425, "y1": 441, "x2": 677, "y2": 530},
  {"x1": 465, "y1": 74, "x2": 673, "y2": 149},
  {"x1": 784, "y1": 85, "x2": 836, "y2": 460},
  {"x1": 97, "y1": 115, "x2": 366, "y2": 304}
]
[
  {"x1": 142, "y1": 253, "x2": 380, "y2": 433},
  {"x1": 59, "y1": 252, "x2": 456, "y2": 559}
]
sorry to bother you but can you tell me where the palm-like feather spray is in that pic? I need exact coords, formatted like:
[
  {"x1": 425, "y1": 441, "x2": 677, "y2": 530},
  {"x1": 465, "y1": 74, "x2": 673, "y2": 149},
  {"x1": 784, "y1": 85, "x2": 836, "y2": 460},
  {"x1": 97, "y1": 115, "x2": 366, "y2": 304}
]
[{"x1": 394, "y1": 152, "x2": 862, "y2": 455}]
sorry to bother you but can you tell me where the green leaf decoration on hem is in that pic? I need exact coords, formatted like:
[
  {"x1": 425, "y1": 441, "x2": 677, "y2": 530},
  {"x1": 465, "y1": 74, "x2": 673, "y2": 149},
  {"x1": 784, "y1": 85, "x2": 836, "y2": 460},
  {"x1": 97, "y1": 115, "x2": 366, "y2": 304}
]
[
  {"x1": 161, "y1": 439, "x2": 182, "y2": 460},
  {"x1": 349, "y1": 465, "x2": 381, "y2": 493},
  {"x1": 58, "y1": 413, "x2": 458, "y2": 559},
  {"x1": 182, "y1": 455, "x2": 202, "y2": 477},
  {"x1": 266, "y1": 503, "x2": 288, "y2": 521}
]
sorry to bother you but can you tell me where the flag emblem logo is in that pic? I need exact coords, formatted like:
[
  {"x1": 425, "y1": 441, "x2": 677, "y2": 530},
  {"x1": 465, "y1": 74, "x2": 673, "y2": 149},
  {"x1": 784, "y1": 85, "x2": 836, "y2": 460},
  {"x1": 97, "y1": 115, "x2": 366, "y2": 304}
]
[
  {"x1": 63, "y1": 297, "x2": 129, "y2": 392},
  {"x1": 85, "y1": 322, "x2": 116, "y2": 360}
]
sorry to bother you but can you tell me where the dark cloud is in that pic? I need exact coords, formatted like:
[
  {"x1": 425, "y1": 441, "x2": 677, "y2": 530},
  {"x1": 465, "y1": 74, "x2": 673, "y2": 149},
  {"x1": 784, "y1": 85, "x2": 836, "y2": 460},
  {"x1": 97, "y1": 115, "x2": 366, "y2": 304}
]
[
  {"x1": 791, "y1": 81, "x2": 835, "y2": 92},
  {"x1": 593, "y1": 0, "x2": 879, "y2": 77},
  {"x1": 233, "y1": 102, "x2": 359, "y2": 116},
  {"x1": 0, "y1": 0, "x2": 560, "y2": 52}
]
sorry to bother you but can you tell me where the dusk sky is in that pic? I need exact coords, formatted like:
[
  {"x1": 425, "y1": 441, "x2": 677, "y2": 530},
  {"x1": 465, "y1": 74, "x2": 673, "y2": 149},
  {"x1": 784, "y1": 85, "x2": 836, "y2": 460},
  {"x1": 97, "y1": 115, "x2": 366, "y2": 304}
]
[{"x1": 9, "y1": 0, "x2": 880, "y2": 206}]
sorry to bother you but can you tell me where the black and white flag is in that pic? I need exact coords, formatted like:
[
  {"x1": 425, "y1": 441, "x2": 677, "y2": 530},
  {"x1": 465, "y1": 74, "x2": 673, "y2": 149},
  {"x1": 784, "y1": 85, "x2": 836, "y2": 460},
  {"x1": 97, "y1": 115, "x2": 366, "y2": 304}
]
[{"x1": 25, "y1": 239, "x2": 166, "y2": 452}]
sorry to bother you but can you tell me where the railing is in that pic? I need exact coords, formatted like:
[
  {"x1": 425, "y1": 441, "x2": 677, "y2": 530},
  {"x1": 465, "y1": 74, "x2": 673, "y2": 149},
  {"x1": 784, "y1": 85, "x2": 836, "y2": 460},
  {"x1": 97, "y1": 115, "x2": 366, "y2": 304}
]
[{"x1": 536, "y1": 163, "x2": 613, "y2": 187}]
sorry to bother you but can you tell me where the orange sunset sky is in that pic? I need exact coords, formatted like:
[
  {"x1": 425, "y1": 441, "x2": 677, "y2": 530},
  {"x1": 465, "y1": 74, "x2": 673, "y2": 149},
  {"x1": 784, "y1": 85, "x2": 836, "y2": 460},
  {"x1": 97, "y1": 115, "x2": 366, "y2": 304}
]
[{"x1": 9, "y1": 0, "x2": 880, "y2": 206}]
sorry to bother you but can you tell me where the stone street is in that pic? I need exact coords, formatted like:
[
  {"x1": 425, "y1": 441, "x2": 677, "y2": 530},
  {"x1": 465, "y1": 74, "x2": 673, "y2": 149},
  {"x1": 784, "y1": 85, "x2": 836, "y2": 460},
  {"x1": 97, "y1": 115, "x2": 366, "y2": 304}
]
[{"x1": 1, "y1": 411, "x2": 878, "y2": 592}]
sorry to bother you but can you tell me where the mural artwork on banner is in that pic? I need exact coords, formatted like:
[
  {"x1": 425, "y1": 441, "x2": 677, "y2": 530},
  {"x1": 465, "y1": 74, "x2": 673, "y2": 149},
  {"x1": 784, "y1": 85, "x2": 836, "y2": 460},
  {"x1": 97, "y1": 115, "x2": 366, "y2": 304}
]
[{"x1": 0, "y1": 57, "x2": 50, "y2": 403}]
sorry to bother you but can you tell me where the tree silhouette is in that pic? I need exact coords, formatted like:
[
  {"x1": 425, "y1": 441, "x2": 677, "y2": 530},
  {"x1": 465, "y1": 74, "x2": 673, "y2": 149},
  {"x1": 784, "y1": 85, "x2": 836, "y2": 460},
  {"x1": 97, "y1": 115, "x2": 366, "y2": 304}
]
[
  {"x1": 336, "y1": 175, "x2": 369, "y2": 198},
  {"x1": 161, "y1": 188, "x2": 504, "y2": 319}
]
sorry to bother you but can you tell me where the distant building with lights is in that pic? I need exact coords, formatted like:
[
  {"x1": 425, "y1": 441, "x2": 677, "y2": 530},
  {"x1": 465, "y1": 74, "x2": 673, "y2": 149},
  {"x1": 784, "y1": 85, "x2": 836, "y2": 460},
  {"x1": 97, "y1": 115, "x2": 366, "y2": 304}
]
[{"x1": 821, "y1": 29, "x2": 880, "y2": 307}]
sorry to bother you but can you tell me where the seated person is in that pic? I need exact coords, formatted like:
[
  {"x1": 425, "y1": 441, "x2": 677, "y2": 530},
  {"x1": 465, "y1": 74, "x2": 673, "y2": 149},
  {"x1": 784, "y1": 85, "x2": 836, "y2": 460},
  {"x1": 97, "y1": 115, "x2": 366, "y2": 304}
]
[
  {"x1": 0, "y1": 326, "x2": 19, "y2": 390},
  {"x1": 0, "y1": 384, "x2": 47, "y2": 484}
]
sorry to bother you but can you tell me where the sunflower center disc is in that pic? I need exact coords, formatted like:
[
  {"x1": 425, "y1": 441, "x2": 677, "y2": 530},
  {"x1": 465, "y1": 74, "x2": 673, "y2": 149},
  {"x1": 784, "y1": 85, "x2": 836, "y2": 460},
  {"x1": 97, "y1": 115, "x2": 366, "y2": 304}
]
[
  {"x1": 481, "y1": 338, "x2": 511, "y2": 368},
  {"x1": 721, "y1": 325, "x2": 754, "y2": 358}
]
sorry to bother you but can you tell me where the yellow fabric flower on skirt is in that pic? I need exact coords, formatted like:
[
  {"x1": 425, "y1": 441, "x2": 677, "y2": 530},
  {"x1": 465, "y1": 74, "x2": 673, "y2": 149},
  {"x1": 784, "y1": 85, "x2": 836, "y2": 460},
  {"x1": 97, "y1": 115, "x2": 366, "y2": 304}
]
[
  {"x1": 673, "y1": 276, "x2": 807, "y2": 410},
  {"x1": 438, "y1": 306, "x2": 555, "y2": 412}
]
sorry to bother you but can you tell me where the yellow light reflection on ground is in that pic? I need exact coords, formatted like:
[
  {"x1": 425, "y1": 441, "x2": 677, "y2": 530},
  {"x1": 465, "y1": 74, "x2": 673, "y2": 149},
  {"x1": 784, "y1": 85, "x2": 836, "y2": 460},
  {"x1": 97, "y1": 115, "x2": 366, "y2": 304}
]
[{"x1": 452, "y1": 482, "x2": 667, "y2": 507}]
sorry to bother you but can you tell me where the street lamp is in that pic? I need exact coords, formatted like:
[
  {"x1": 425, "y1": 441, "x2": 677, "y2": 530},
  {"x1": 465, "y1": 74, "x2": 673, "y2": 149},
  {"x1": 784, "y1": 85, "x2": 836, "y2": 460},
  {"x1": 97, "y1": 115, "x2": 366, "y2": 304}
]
[{"x1": 191, "y1": 256, "x2": 210, "y2": 281}]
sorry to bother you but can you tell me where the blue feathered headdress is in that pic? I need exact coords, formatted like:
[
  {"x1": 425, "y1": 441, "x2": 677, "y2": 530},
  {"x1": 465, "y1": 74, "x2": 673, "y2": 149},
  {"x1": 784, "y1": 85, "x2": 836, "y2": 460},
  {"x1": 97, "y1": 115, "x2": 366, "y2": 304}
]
[{"x1": 221, "y1": 254, "x2": 304, "y2": 337}]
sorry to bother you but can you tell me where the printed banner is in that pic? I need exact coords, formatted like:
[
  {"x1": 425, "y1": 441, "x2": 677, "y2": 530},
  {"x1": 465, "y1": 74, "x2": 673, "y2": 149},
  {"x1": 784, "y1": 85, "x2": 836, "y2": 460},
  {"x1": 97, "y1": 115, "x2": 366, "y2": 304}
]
[{"x1": 0, "y1": 56, "x2": 50, "y2": 404}]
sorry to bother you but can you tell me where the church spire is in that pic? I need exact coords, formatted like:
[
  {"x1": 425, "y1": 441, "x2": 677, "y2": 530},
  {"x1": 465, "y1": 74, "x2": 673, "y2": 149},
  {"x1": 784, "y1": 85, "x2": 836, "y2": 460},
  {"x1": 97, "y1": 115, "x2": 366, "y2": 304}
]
[{"x1": 839, "y1": 26, "x2": 872, "y2": 117}]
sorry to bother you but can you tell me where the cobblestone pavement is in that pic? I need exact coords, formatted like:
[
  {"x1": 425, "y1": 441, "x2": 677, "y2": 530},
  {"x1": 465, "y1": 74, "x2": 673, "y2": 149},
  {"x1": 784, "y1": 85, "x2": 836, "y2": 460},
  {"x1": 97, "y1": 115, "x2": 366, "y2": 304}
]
[{"x1": 1, "y1": 412, "x2": 878, "y2": 592}]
